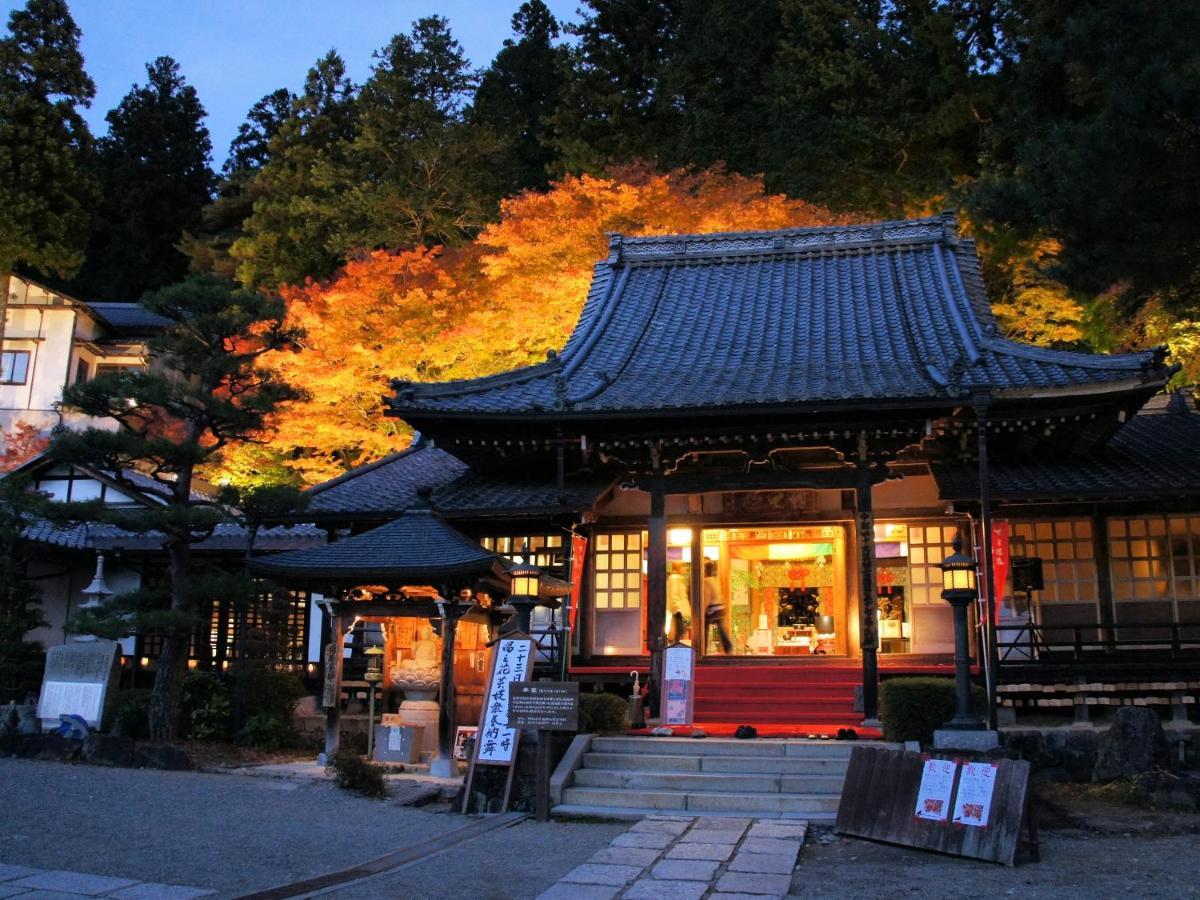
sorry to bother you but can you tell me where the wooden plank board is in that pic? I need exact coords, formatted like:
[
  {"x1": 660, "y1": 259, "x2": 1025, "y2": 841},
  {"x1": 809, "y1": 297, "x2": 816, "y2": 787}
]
[{"x1": 835, "y1": 746, "x2": 1033, "y2": 866}]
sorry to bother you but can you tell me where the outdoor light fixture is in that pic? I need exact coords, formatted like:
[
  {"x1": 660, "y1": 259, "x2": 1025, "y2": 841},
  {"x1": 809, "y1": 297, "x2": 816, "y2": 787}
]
[
  {"x1": 508, "y1": 546, "x2": 542, "y2": 634},
  {"x1": 364, "y1": 645, "x2": 385, "y2": 758},
  {"x1": 938, "y1": 530, "x2": 984, "y2": 730}
]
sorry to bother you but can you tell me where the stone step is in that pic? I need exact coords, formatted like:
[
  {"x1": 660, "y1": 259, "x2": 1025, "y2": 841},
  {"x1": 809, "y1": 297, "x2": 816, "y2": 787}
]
[
  {"x1": 589, "y1": 736, "x2": 875, "y2": 758},
  {"x1": 583, "y1": 752, "x2": 851, "y2": 774},
  {"x1": 552, "y1": 804, "x2": 815, "y2": 822},
  {"x1": 560, "y1": 785, "x2": 842, "y2": 815},
  {"x1": 573, "y1": 768, "x2": 845, "y2": 794}
]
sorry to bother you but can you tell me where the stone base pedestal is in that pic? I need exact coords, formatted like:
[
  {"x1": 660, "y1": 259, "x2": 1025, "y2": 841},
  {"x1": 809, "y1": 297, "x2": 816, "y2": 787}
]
[
  {"x1": 399, "y1": 700, "x2": 439, "y2": 755},
  {"x1": 933, "y1": 729, "x2": 1000, "y2": 752},
  {"x1": 428, "y1": 756, "x2": 455, "y2": 778}
]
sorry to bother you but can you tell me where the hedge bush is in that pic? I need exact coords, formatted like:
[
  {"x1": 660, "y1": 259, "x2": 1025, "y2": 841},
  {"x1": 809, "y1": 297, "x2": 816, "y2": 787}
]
[
  {"x1": 579, "y1": 692, "x2": 629, "y2": 735},
  {"x1": 232, "y1": 666, "x2": 306, "y2": 724},
  {"x1": 110, "y1": 689, "x2": 151, "y2": 740},
  {"x1": 880, "y1": 677, "x2": 986, "y2": 745},
  {"x1": 179, "y1": 672, "x2": 232, "y2": 741},
  {"x1": 327, "y1": 748, "x2": 388, "y2": 798}
]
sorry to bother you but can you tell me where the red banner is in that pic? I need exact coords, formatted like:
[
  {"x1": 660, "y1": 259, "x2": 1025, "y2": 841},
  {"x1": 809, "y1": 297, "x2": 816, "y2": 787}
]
[
  {"x1": 568, "y1": 533, "x2": 588, "y2": 629},
  {"x1": 990, "y1": 521, "x2": 1010, "y2": 622}
]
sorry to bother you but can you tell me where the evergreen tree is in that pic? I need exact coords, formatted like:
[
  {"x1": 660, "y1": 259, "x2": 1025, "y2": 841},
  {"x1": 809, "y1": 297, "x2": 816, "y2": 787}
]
[
  {"x1": 973, "y1": 0, "x2": 1200, "y2": 309},
  {"x1": 474, "y1": 0, "x2": 570, "y2": 192},
  {"x1": 0, "y1": 473, "x2": 48, "y2": 704},
  {"x1": 320, "y1": 16, "x2": 501, "y2": 253},
  {"x1": 72, "y1": 56, "x2": 215, "y2": 300},
  {"x1": 0, "y1": 0, "x2": 95, "y2": 342},
  {"x1": 184, "y1": 88, "x2": 295, "y2": 280},
  {"x1": 552, "y1": 0, "x2": 684, "y2": 170},
  {"x1": 231, "y1": 51, "x2": 357, "y2": 289},
  {"x1": 766, "y1": 0, "x2": 986, "y2": 215},
  {"x1": 51, "y1": 275, "x2": 303, "y2": 739},
  {"x1": 663, "y1": 0, "x2": 781, "y2": 173}
]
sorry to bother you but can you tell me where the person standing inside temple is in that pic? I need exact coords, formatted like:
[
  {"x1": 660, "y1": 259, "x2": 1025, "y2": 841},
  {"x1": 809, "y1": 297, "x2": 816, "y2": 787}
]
[
  {"x1": 667, "y1": 561, "x2": 690, "y2": 642},
  {"x1": 703, "y1": 560, "x2": 734, "y2": 653}
]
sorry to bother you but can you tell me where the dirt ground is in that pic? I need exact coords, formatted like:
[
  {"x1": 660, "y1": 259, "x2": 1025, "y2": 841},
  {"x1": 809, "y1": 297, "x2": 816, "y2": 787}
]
[{"x1": 792, "y1": 785, "x2": 1200, "y2": 900}]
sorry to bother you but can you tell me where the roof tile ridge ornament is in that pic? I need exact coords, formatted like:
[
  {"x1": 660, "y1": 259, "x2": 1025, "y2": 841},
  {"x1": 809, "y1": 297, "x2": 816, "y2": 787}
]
[{"x1": 607, "y1": 232, "x2": 624, "y2": 265}]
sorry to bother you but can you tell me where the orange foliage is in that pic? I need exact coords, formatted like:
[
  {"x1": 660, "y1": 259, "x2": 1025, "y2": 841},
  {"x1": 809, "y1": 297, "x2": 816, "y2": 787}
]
[
  {"x1": 1, "y1": 422, "x2": 49, "y2": 473},
  {"x1": 224, "y1": 167, "x2": 850, "y2": 485}
]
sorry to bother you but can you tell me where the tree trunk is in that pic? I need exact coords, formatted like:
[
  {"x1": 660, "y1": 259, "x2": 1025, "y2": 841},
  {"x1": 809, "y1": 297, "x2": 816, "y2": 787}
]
[{"x1": 148, "y1": 537, "x2": 192, "y2": 741}]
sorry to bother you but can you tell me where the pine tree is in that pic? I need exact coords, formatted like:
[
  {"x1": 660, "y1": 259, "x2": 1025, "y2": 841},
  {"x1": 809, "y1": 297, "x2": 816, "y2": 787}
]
[
  {"x1": 71, "y1": 56, "x2": 215, "y2": 300},
  {"x1": 474, "y1": 0, "x2": 570, "y2": 192},
  {"x1": 0, "y1": 0, "x2": 95, "y2": 344},
  {"x1": 231, "y1": 51, "x2": 357, "y2": 289},
  {"x1": 51, "y1": 274, "x2": 303, "y2": 739}
]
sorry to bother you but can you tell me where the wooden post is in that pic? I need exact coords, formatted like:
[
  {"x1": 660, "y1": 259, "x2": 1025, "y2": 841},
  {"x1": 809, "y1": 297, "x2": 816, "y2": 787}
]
[
  {"x1": 535, "y1": 729, "x2": 551, "y2": 822},
  {"x1": 323, "y1": 612, "x2": 345, "y2": 758},
  {"x1": 1092, "y1": 510, "x2": 1116, "y2": 651},
  {"x1": 976, "y1": 396, "x2": 1000, "y2": 731},
  {"x1": 647, "y1": 484, "x2": 667, "y2": 717},
  {"x1": 856, "y1": 432, "x2": 880, "y2": 725},
  {"x1": 436, "y1": 603, "x2": 459, "y2": 773}
]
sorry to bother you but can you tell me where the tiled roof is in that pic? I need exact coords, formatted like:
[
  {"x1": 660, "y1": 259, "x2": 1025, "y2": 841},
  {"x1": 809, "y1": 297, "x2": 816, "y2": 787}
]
[
  {"x1": 247, "y1": 508, "x2": 503, "y2": 582},
  {"x1": 21, "y1": 519, "x2": 325, "y2": 553},
  {"x1": 303, "y1": 442, "x2": 609, "y2": 519},
  {"x1": 84, "y1": 302, "x2": 173, "y2": 334},
  {"x1": 304, "y1": 444, "x2": 468, "y2": 517},
  {"x1": 933, "y1": 392, "x2": 1200, "y2": 501},
  {"x1": 387, "y1": 214, "x2": 1171, "y2": 419}
]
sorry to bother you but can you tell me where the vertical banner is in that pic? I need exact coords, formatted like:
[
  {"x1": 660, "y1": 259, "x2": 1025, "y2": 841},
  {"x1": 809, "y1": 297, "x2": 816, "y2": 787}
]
[
  {"x1": 991, "y1": 521, "x2": 1010, "y2": 622},
  {"x1": 568, "y1": 533, "x2": 588, "y2": 630},
  {"x1": 475, "y1": 637, "x2": 534, "y2": 765},
  {"x1": 660, "y1": 643, "x2": 695, "y2": 726}
]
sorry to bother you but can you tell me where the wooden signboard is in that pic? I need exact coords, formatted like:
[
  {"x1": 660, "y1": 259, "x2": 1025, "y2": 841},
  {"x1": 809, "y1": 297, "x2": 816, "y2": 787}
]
[
  {"x1": 462, "y1": 635, "x2": 534, "y2": 814},
  {"x1": 835, "y1": 746, "x2": 1037, "y2": 866},
  {"x1": 660, "y1": 642, "x2": 695, "y2": 726},
  {"x1": 509, "y1": 682, "x2": 579, "y2": 732}
]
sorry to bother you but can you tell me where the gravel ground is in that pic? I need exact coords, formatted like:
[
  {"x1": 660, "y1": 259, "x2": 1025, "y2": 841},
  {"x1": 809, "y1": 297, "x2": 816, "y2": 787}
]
[
  {"x1": 792, "y1": 826, "x2": 1199, "y2": 899},
  {"x1": 0, "y1": 758, "x2": 469, "y2": 897}
]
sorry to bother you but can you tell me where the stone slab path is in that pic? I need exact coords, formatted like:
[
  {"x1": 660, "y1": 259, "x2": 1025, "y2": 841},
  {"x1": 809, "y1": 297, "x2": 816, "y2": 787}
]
[
  {"x1": 0, "y1": 863, "x2": 212, "y2": 899},
  {"x1": 536, "y1": 816, "x2": 806, "y2": 900}
]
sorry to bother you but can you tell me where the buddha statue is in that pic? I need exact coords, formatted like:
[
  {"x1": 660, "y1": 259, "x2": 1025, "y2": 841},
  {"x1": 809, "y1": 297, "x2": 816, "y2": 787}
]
[{"x1": 389, "y1": 621, "x2": 441, "y2": 700}]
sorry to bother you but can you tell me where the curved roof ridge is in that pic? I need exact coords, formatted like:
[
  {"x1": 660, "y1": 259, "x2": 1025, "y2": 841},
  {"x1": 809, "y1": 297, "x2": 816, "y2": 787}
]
[
  {"x1": 392, "y1": 355, "x2": 562, "y2": 401},
  {"x1": 305, "y1": 442, "x2": 429, "y2": 496},
  {"x1": 982, "y1": 337, "x2": 1165, "y2": 372}
]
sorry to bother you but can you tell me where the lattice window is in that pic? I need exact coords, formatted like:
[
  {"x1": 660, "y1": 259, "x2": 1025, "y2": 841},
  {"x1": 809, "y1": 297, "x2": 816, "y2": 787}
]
[
  {"x1": 1110, "y1": 515, "x2": 1200, "y2": 603},
  {"x1": 593, "y1": 531, "x2": 644, "y2": 610},
  {"x1": 1008, "y1": 519, "x2": 1097, "y2": 604},
  {"x1": 480, "y1": 534, "x2": 567, "y2": 578},
  {"x1": 906, "y1": 523, "x2": 967, "y2": 606}
]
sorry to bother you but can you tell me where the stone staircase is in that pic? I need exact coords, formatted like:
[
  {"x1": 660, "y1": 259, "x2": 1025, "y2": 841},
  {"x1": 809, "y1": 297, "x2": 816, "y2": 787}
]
[{"x1": 556, "y1": 735, "x2": 895, "y2": 820}]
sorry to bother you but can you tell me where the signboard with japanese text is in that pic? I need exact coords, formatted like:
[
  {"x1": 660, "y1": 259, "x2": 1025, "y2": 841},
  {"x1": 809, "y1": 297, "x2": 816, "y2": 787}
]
[
  {"x1": 509, "y1": 682, "x2": 579, "y2": 731},
  {"x1": 474, "y1": 637, "x2": 534, "y2": 765},
  {"x1": 953, "y1": 762, "x2": 999, "y2": 827},
  {"x1": 913, "y1": 757, "x2": 958, "y2": 822},
  {"x1": 661, "y1": 643, "x2": 695, "y2": 726}
]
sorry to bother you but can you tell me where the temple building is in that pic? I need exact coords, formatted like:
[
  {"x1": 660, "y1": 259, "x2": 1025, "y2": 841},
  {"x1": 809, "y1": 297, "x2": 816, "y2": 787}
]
[{"x1": 263, "y1": 212, "x2": 1195, "y2": 734}]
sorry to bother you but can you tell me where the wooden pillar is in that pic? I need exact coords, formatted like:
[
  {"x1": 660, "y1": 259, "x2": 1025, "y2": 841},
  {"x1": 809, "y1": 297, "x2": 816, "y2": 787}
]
[
  {"x1": 647, "y1": 484, "x2": 667, "y2": 717},
  {"x1": 856, "y1": 432, "x2": 880, "y2": 725},
  {"x1": 690, "y1": 522, "x2": 704, "y2": 656},
  {"x1": 323, "y1": 612, "x2": 346, "y2": 758},
  {"x1": 436, "y1": 604, "x2": 459, "y2": 770},
  {"x1": 975, "y1": 396, "x2": 1000, "y2": 731},
  {"x1": 1092, "y1": 510, "x2": 1116, "y2": 650}
]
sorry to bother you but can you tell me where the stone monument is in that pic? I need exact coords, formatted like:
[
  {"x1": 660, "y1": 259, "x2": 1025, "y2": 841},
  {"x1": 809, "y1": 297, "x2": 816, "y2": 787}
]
[{"x1": 36, "y1": 640, "x2": 122, "y2": 732}]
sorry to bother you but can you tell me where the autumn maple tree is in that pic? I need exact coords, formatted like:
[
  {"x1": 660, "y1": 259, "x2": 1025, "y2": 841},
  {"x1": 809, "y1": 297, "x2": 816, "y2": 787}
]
[{"x1": 219, "y1": 166, "x2": 851, "y2": 485}]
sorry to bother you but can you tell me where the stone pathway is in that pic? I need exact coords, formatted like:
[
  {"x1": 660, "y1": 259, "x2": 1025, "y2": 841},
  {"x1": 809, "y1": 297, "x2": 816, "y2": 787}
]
[
  {"x1": 536, "y1": 816, "x2": 806, "y2": 900},
  {"x1": 0, "y1": 863, "x2": 212, "y2": 899}
]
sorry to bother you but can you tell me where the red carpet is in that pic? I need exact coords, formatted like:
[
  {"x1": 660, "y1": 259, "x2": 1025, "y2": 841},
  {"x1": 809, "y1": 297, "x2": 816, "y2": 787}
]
[
  {"x1": 627, "y1": 723, "x2": 883, "y2": 740},
  {"x1": 693, "y1": 664, "x2": 864, "y2": 728}
]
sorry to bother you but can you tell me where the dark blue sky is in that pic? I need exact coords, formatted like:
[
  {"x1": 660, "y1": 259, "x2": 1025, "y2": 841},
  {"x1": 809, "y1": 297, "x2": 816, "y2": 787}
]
[{"x1": 7, "y1": 0, "x2": 578, "y2": 166}]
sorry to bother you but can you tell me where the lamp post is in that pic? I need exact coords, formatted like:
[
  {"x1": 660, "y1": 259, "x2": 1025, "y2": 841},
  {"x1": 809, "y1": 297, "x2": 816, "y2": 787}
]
[
  {"x1": 364, "y1": 645, "x2": 384, "y2": 757},
  {"x1": 508, "y1": 548, "x2": 542, "y2": 635},
  {"x1": 939, "y1": 531, "x2": 984, "y2": 730}
]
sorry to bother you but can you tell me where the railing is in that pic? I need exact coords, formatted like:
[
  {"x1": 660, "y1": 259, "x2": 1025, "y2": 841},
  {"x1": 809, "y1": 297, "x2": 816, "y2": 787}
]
[{"x1": 998, "y1": 618, "x2": 1200, "y2": 665}]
